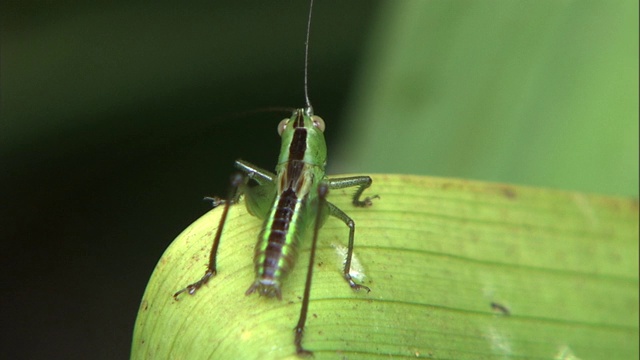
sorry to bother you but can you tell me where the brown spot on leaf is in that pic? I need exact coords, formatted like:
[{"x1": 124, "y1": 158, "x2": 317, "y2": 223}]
[
  {"x1": 491, "y1": 302, "x2": 510, "y2": 315},
  {"x1": 501, "y1": 186, "x2": 516, "y2": 199}
]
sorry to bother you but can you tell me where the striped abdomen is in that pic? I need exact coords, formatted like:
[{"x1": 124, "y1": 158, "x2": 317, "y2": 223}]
[{"x1": 245, "y1": 187, "x2": 307, "y2": 299}]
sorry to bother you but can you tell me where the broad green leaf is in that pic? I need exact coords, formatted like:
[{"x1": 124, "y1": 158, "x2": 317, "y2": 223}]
[
  {"x1": 334, "y1": 0, "x2": 639, "y2": 197},
  {"x1": 132, "y1": 174, "x2": 638, "y2": 359}
]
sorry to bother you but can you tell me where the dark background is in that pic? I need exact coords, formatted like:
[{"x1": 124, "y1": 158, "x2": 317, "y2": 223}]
[{"x1": 1, "y1": 1, "x2": 380, "y2": 358}]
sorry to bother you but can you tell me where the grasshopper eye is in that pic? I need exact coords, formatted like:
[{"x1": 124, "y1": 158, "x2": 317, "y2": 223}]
[
  {"x1": 277, "y1": 118, "x2": 289, "y2": 136},
  {"x1": 311, "y1": 115, "x2": 325, "y2": 132}
]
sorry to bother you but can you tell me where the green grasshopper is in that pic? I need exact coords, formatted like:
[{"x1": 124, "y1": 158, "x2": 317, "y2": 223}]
[{"x1": 173, "y1": 0, "x2": 376, "y2": 355}]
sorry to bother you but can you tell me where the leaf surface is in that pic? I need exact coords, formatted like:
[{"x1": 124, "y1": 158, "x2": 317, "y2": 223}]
[{"x1": 132, "y1": 174, "x2": 639, "y2": 359}]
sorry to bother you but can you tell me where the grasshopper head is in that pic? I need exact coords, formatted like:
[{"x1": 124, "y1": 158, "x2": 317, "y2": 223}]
[
  {"x1": 277, "y1": 108, "x2": 325, "y2": 136},
  {"x1": 276, "y1": 108, "x2": 327, "y2": 167}
]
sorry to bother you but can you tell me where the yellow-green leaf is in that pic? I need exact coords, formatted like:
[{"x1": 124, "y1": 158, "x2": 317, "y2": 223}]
[{"x1": 132, "y1": 174, "x2": 638, "y2": 359}]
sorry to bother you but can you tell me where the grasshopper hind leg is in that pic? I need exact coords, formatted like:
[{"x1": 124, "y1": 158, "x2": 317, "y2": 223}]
[{"x1": 294, "y1": 183, "x2": 330, "y2": 356}]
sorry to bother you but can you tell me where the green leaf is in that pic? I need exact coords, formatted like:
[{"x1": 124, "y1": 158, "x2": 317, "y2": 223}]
[{"x1": 132, "y1": 174, "x2": 638, "y2": 359}]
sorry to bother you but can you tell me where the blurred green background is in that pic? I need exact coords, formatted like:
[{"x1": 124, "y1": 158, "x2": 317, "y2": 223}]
[
  {"x1": 334, "y1": 0, "x2": 638, "y2": 196},
  {"x1": 1, "y1": 1, "x2": 637, "y2": 359}
]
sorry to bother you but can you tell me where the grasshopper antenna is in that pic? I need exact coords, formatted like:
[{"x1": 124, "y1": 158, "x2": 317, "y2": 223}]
[{"x1": 303, "y1": 0, "x2": 314, "y2": 116}]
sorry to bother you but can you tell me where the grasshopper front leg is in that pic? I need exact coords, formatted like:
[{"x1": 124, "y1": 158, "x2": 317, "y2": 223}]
[
  {"x1": 173, "y1": 173, "x2": 245, "y2": 300},
  {"x1": 328, "y1": 175, "x2": 378, "y2": 207}
]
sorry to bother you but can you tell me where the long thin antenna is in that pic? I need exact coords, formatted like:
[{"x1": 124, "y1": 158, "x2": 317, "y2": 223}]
[{"x1": 303, "y1": 0, "x2": 314, "y2": 115}]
